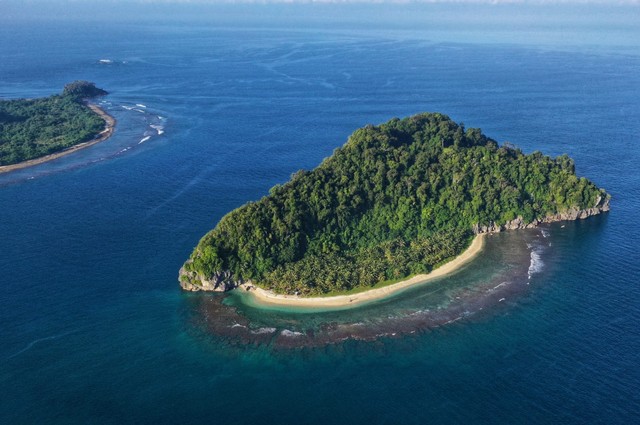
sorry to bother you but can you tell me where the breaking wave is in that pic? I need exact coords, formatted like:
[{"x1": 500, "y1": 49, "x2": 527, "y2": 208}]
[{"x1": 528, "y1": 248, "x2": 544, "y2": 279}]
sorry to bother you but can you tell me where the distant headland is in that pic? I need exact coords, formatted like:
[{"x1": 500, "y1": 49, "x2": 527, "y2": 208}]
[
  {"x1": 180, "y1": 113, "x2": 610, "y2": 306},
  {"x1": 0, "y1": 81, "x2": 113, "y2": 173}
]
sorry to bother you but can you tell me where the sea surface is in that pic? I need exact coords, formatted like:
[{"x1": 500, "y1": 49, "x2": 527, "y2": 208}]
[{"x1": 1, "y1": 4, "x2": 639, "y2": 424}]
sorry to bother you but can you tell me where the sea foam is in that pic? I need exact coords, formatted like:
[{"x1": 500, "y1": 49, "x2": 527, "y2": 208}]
[
  {"x1": 150, "y1": 125, "x2": 164, "y2": 135},
  {"x1": 528, "y1": 249, "x2": 544, "y2": 280}
]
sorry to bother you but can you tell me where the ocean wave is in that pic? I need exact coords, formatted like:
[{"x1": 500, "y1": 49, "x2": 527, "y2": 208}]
[
  {"x1": 251, "y1": 327, "x2": 276, "y2": 335},
  {"x1": 492, "y1": 281, "x2": 508, "y2": 291},
  {"x1": 139, "y1": 136, "x2": 151, "y2": 144},
  {"x1": 150, "y1": 125, "x2": 164, "y2": 135},
  {"x1": 528, "y1": 249, "x2": 544, "y2": 280},
  {"x1": 136, "y1": 104, "x2": 147, "y2": 108},
  {"x1": 97, "y1": 59, "x2": 127, "y2": 65},
  {"x1": 281, "y1": 329, "x2": 303, "y2": 337},
  {"x1": 7, "y1": 329, "x2": 80, "y2": 360}
]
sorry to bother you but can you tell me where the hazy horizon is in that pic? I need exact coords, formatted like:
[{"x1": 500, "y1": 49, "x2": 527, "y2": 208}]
[
  {"x1": 3, "y1": 0, "x2": 639, "y2": 52},
  {"x1": 5, "y1": 0, "x2": 640, "y2": 3}
]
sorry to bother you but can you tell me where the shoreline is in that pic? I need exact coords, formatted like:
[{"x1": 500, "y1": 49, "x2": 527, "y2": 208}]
[
  {"x1": 0, "y1": 101, "x2": 116, "y2": 174},
  {"x1": 238, "y1": 234, "x2": 485, "y2": 309}
]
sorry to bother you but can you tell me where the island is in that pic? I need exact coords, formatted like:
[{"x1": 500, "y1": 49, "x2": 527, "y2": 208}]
[
  {"x1": 179, "y1": 113, "x2": 609, "y2": 305},
  {"x1": 0, "y1": 81, "x2": 113, "y2": 173}
]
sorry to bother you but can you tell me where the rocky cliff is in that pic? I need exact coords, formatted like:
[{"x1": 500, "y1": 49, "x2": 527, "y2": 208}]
[
  {"x1": 472, "y1": 195, "x2": 610, "y2": 234},
  {"x1": 179, "y1": 261, "x2": 244, "y2": 292}
]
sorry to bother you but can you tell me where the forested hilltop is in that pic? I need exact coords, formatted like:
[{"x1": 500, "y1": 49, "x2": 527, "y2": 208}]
[
  {"x1": 0, "y1": 81, "x2": 108, "y2": 165},
  {"x1": 181, "y1": 113, "x2": 609, "y2": 295}
]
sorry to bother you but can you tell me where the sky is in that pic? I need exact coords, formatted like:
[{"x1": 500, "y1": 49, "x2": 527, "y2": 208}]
[
  {"x1": 2, "y1": 0, "x2": 638, "y2": 32},
  {"x1": 4, "y1": 0, "x2": 640, "y2": 3}
]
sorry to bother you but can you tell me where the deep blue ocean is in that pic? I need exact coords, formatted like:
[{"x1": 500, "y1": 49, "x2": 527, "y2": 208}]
[{"x1": 1, "y1": 4, "x2": 640, "y2": 424}]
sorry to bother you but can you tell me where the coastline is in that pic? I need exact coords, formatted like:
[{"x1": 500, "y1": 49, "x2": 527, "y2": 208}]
[
  {"x1": 239, "y1": 234, "x2": 485, "y2": 309},
  {"x1": 0, "y1": 102, "x2": 116, "y2": 174}
]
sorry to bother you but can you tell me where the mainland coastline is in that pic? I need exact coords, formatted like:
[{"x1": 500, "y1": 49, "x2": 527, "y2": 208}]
[
  {"x1": 0, "y1": 102, "x2": 115, "y2": 174},
  {"x1": 239, "y1": 234, "x2": 485, "y2": 309}
]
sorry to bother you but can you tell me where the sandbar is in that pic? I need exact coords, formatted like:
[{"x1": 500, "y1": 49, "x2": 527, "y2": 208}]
[
  {"x1": 0, "y1": 102, "x2": 116, "y2": 174},
  {"x1": 239, "y1": 234, "x2": 485, "y2": 309}
]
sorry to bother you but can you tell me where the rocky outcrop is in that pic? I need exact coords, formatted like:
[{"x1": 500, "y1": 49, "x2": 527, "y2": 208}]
[
  {"x1": 472, "y1": 196, "x2": 610, "y2": 234},
  {"x1": 179, "y1": 260, "x2": 243, "y2": 292}
]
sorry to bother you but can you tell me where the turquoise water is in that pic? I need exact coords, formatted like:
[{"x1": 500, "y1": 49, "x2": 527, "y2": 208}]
[{"x1": 1, "y1": 4, "x2": 639, "y2": 423}]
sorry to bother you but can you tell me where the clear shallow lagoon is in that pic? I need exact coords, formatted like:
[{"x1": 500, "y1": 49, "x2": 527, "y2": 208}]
[{"x1": 1, "y1": 4, "x2": 639, "y2": 423}]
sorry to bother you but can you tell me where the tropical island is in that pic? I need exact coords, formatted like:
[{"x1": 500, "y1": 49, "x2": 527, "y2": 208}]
[
  {"x1": 0, "y1": 81, "x2": 112, "y2": 172},
  {"x1": 180, "y1": 113, "x2": 609, "y2": 306}
]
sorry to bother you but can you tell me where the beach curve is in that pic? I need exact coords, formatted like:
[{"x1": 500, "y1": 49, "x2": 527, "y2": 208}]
[{"x1": 239, "y1": 234, "x2": 485, "y2": 309}]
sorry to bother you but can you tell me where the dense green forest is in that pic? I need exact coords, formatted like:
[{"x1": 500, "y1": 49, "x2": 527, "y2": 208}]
[
  {"x1": 0, "y1": 81, "x2": 107, "y2": 165},
  {"x1": 182, "y1": 113, "x2": 608, "y2": 295}
]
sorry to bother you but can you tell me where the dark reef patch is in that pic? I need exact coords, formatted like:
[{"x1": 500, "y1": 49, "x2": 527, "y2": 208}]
[{"x1": 181, "y1": 227, "x2": 557, "y2": 350}]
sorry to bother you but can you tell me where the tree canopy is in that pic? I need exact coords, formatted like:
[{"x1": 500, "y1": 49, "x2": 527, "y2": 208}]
[
  {"x1": 183, "y1": 113, "x2": 608, "y2": 295},
  {"x1": 0, "y1": 82, "x2": 107, "y2": 165},
  {"x1": 62, "y1": 81, "x2": 108, "y2": 99}
]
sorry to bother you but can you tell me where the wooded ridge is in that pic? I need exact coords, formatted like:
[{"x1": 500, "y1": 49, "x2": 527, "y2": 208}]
[{"x1": 180, "y1": 113, "x2": 609, "y2": 295}]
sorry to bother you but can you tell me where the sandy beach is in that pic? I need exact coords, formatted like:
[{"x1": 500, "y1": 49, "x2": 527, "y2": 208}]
[
  {"x1": 239, "y1": 234, "x2": 485, "y2": 309},
  {"x1": 0, "y1": 102, "x2": 115, "y2": 174}
]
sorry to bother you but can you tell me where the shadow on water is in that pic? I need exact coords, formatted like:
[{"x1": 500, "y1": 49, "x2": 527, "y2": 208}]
[{"x1": 177, "y1": 220, "x2": 609, "y2": 352}]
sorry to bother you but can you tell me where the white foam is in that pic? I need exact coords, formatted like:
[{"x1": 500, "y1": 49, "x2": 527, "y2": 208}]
[
  {"x1": 281, "y1": 329, "x2": 303, "y2": 337},
  {"x1": 139, "y1": 136, "x2": 151, "y2": 144},
  {"x1": 150, "y1": 125, "x2": 164, "y2": 135},
  {"x1": 122, "y1": 105, "x2": 134, "y2": 110},
  {"x1": 251, "y1": 327, "x2": 276, "y2": 335},
  {"x1": 528, "y1": 249, "x2": 544, "y2": 280},
  {"x1": 98, "y1": 59, "x2": 113, "y2": 64},
  {"x1": 492, "y1": 282, "x2": 508, "y2": 290},
  {"x1": 541, "y1": 229, "x2": 550, "y2": 238},
  {"x1": 444, "y1": 317, "x2": 462, "y2": 325},
  {"x1": 135, "y1": 104, "x2": 147, "y2": 108},
  {"x1": 132, "y1": 108, "x2": 145, "y2": 113}
]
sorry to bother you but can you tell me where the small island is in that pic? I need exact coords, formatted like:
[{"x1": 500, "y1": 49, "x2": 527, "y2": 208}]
[
  {"x1": 0, "y1": 81, "x2": 113, "y2": 173},
  {"x1": 180, "y1": 113, "x2": 609, "y2": 305}
]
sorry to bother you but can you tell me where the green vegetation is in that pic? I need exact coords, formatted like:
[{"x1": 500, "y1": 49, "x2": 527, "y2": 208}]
[
  {"x1": 184, "y1": 113, "x2": 608, "y2": 295},
  {"x1": 62, "y1": 80, "x2": 108, "y2": 100},
  {"x1": 0, "y1": 81, "x2": 108, "y2": 165}
]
